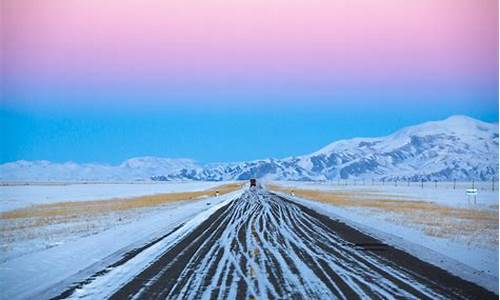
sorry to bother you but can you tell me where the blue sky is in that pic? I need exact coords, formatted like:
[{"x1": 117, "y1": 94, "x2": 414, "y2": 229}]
[{"x1": 1, "y1": 95, "x2": 498, "y2": 164}]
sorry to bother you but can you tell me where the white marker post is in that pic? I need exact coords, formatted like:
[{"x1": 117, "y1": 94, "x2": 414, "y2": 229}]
[{"x1": 466, "y1": 188, "x2": 478, "y2": 204}]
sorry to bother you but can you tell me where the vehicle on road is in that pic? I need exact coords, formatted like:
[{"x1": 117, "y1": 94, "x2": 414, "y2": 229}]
[{"x1": 250, "y1": 178, "x2": 257, "y2": 187}]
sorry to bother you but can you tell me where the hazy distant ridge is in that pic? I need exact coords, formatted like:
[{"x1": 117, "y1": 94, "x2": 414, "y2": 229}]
[{"x1": 2, "y1": 115, "x2": 498, "y2": 181}]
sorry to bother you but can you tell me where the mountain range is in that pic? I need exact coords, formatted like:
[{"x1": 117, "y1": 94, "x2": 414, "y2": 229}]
[{"x1": 1, "y1": 115, "x2": 498, "y2": 182}]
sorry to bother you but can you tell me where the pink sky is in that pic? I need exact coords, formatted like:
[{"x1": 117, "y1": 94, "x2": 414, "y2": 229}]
[{"x1": 2, "y1": 0, "x2": 498, "y2": 105}]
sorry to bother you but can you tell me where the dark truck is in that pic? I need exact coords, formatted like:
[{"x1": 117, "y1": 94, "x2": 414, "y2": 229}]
[{"x1": 250, "y1": 178, "x2": 257, "y2": 187}]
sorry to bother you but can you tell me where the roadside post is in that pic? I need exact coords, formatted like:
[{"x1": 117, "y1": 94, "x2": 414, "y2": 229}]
[{"x1": 466, "y1": 188, "x2": 478, "y2": 204}]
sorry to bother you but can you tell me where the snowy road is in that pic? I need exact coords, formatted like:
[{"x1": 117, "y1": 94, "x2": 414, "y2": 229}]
[{"x1": 60, "y1": 188, "x2": 496, "y2": 300}]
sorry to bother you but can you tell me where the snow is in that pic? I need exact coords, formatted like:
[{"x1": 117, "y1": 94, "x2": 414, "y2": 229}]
[
  {"x1": 65, "y1": 195, "x2": 236, "y2": 300},
  {"x1": 0, "y1": 188, "x2": 244, "y2": 300},
  {"x1": 0, "y1": 182, "x2": 224, "y2": 213},
  {"x1": 1, "y1": 115, "x2": 498, "y2": 182},
  {"x1": 0, "y1": 157, "x2": 202, "y2": 182},
  {"x1": 64, "y1": 188, "x2": 453, "y2": 299},
  {"x1": 393, "y1": 115, "x2": 497, "y2": 138},
  {"x1": 313, "y1": 115, "x2": 498, "y2": 156},
  {"x1": 1, "y1": 180, "x2": 496, "y2": 298},
  {"x1": 275, "y1": 180, "x2": 498, "y2": 208},
  {"x1": 272, "y1": 181, "x2": 499, "y2": 293}
]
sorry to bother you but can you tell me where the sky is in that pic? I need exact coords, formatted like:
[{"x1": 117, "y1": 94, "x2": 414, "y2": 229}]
[{"x1": 1, "y1": 0, "x2": 498, "y2": 164}]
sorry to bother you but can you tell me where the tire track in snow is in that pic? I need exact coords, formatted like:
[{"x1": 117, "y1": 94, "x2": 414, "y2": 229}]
[{"x1": 107, "y1": 188, "x2": 496, "y2": 300}]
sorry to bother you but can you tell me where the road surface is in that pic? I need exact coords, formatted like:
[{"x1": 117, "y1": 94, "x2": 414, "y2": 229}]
[{"x1": 99, "y1": 188, "x2": 495, "y2": 300}]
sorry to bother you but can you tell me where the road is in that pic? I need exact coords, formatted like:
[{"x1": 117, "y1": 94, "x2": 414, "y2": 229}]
[{"x1": 104, "y1": 188, "x2": 495, "y2": 299}]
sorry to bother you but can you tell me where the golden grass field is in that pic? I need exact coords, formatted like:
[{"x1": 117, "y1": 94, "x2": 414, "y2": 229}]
[
  {"x1": 268, "y1": 184, "x2": 499, "y2": 246},
  {"x1": 1, "y1": 183, "x2": 242, "y2": 220},
  {"x1": 0, "y1": 183, "x2": 243, "y2": 252}
]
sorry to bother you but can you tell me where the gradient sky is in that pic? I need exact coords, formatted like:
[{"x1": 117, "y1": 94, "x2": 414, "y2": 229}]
[{"x1": 1, "y1": 0, "x2": 498, "y2": 164}]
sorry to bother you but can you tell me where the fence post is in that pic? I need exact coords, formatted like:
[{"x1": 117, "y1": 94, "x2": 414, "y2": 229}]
[
  {"x1": 453, "y1": 179, "x2": 456, "y2": 190},
  {"x1": 472, "y1": 179, "x2": 475, "y2": 189},
  {"x1": 421, "y1": 179, "x2": 424, "y2": 189},
  {"x1": 493, "y1": 178, "x2": 496, "y2": 192}
]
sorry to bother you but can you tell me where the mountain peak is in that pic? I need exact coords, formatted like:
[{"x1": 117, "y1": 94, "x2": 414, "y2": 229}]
[
  {"x1": 444, "y1": 114, "x2": 477, "y2": 122},
  {"x1": 120, "y1": 156, "x2": 199, "y2": 170},
  {"x1": 1, "y1": 115, "x2": 498, "y2": 181},
  {"x1": 394, "y1": 115, "x2": 497, "y2": 138},
  {"x1": 439, "y1": 114, "x2": 493, "y2": 129}
]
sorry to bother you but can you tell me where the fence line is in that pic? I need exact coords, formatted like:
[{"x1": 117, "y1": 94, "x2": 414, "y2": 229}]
[{"x1": 315, "y1": 178, "x2": 498, "y2": 191}]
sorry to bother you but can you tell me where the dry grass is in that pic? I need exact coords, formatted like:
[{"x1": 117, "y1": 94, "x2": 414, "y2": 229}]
[
  {"x1": 1, "y1": 183, "x2": 242, "y2": 221},
  {"x1": 268, "y1": 184, "x2": 498, "y2": 246},
  {"x1": 0, "y1": 183, "x2": 243, "y2": 255}
]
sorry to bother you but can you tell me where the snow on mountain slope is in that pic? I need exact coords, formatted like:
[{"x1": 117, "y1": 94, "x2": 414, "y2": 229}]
[
  {"x1": 119, "y1": 157, "x2": 200, "y2": 179},
  {"x1": 0, "y1": 157, "x2": 201, "y2": 182},
  {"x1": 296, "y1": 115, "x2": 499, "y2": 180},
  {"x1": 1, "y1": 115, "x2": 498, "y2": 181}
]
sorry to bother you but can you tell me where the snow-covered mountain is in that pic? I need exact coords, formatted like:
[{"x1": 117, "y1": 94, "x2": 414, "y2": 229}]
[
  {"x1": 0, "y1": 157, "x2": 200, "y2": 182},
  {"x1": 294, "y1": 115, "x2": 499, "y2": 181},
  {"x1": 1, "y1": 115, "x2": 498, "y2": 182}
]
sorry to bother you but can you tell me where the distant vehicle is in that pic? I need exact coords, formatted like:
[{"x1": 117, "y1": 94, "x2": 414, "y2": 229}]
[{"x1": 250, "y1": 178, "x2": 257, "y2": 187}]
